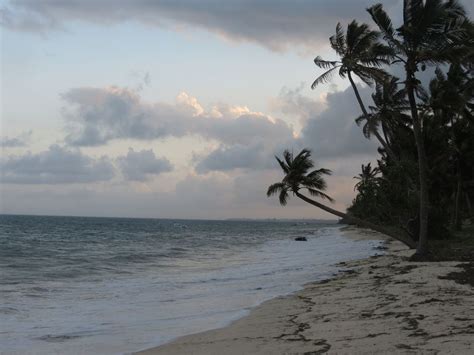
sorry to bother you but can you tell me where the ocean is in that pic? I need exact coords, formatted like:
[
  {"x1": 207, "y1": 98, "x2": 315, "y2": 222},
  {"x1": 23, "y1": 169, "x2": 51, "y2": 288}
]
[{"x1": 0, "y1": 215, "x2": 383, "y2": 354}]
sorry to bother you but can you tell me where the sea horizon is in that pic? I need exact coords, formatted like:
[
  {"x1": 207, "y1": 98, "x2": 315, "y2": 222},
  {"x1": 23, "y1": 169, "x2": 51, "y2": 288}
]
[{"x1": 0, "y1": 213, "x2": 339, "y2": 223}]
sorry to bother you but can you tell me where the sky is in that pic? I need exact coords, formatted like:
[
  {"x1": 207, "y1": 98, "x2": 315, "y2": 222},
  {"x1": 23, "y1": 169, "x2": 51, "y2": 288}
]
[{"x1": 1, "y1": 0, "x2": 472, "y2": 219}]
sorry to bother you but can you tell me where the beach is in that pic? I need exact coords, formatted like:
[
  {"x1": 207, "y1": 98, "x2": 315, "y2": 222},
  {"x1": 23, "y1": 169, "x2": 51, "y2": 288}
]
[{"x1": 138, "y1": 228, "x2": 474, "y2": 354}]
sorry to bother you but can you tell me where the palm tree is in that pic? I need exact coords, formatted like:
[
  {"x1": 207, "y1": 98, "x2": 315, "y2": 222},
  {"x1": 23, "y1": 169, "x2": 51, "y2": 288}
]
[
  {"x1": 311, "y1": 20, "x2": 397, "y2": 161},
  {"x1": 368, "y1": 0, "x2": 472, "y2": 255},
  {"x1": 427, "y1": 64, "x2": 473, "y2": 230},
  {"x1": 355, "y1": 77, "x2": 410, "y2": 151},
  {"x1": 267, "y1": 149, "x2": 416, "y2": 248},
  {"x1": 354, "y1": 163, "x2": 380, "y2": 193}
]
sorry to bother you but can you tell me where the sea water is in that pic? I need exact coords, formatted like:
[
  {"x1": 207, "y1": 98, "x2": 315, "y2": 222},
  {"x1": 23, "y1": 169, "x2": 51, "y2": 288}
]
[{"x1": 0, "y1": 215, "x2": 383, "y2": 354}]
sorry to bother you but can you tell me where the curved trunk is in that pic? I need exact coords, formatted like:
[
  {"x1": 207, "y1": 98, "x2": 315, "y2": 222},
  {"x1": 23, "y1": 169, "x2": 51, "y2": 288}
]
[
  {"x1": 405, "y1": 67, "x2": 429, "y2": 255},
  {"x1": 347, "y1": 72, "x2": 398, "y2": 162},
  {"x1": 295, "y1": 191, "x2": 416, "y2": 249}
]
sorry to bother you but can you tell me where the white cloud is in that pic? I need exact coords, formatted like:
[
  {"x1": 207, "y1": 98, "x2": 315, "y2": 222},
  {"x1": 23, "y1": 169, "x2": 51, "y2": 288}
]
[
  {"x1": 62, "y1": 86, "x2": 294, "y2": 148},
  {"x1": 269, "y1": 83, "x2": 326, "y2": 123}
]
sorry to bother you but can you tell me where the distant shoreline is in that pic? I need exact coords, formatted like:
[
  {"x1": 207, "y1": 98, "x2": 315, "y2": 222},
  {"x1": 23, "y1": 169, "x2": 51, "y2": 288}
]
[
  {"x1": 136, "y1": 228, "x2": 473, "y2": 354},
  {"x1": 0, "y1": 214, "x2": 337, "y2": 223}
]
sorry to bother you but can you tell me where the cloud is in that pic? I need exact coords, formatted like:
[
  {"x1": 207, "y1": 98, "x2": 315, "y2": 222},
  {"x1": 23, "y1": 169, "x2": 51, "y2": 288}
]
[
  {"x1": 0, "y1": 131, "x2": 31, "y2": 147},
  {"x1": 269, "y1": 83, "x2": 326, "y2": 124},
  {"x1": 0, "y1": 168, "x2": 359, "y2": 219},
  {"x1": 3, "y1": 1, "x2": 473, "y2": 52},
  {"x1": 0, "y1": 144, "x2": 115, "y2": 184},
  {"x1": 1, "y1": 0, "x2": 406, "y2": 52},
  {"x1": 195, "y1": 142, "x2": 271, "y2": 173},
  {"x1": 298, "y1": 84, "x2": 377, "y2": 159},
  {"x1": 197, "y1": 82, "x2": 380, "y2": 173},
  {"x1": 61, "y1": 85, "x2": 294, "y2": 145},
  {"x1": 118, "y1": 148, "x2": 172, "y2": 181}
]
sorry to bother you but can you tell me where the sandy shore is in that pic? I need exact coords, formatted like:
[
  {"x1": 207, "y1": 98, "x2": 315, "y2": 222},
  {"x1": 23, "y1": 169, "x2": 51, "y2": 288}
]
[{"x1": 137, "y1": 228, "x2": 473, "y2": 354}]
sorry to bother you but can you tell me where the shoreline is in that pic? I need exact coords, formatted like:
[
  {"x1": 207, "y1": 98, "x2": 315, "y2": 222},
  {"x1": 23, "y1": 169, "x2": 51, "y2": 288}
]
[{"x1": 136, "y1": 228, "x2": 473, "y2": 354}]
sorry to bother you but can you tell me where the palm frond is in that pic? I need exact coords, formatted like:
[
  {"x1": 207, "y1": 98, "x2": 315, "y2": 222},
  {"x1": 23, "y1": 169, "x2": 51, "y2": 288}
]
[
  {"x1": 307, "y1": 188, "x2": 335, "y2": 203},
  {"x1": 355, "y1": 66, "x2": 390, "y2": 85},
  {"x1": 311, "y1": 66, "x2": 340, "y2": 89},
  {"x1": 275, "y1": 156, "x2": 289, "y2": 174},
  {"x1": 313, "y1": 56, "x2": 338, "y2": 69},
  {"x1": 279, "y1": 189, "x2": 289, "y2": 206},
  {"x1": 404, "y1": 0, "x2": 424, "y2": 27},
  {"x1": 329, "y1": 23, "x2": 347, "y2": 56},
  {"x1": 283, "y1": 150, "x2": 293, "y2": 168},
  {"x1": 267, "y1": 182, "x2": 286, "y2": 197},
  {"x1": 313, "y1": 167, "x2": 333, "y2": 176},
  {"x1": 355, "y1": 113, "x2": 366, "y2": 127},
  {"x1": 367, "y1": 4, "x2": 403, "y2": 50}
]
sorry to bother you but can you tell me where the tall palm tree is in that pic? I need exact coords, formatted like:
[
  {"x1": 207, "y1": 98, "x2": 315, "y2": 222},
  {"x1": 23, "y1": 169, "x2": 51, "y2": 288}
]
[
  {"x1": 368, "y1": 0, "x2": 472, "y2": 255},
  {"x1": 311, "y1": 20, "x2": 397, "y2": 161},
  {"x1": 355, "y1": 77, "x2": 410, "y2": 150},
  {"x1": 427, "y1": 64, "x2": 473, "y2": 229},
  {"x1": 354, "y1": 163, "x2": 380, "y2": 193},
  {"x1": 267, "y1": 149, "x2": 416, "y2": 248}
]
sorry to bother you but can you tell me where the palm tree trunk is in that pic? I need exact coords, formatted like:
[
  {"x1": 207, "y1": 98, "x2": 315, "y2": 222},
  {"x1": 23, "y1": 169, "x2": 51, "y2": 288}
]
[
  {"x1": 405, "y1": 68, "x2": 430, "y2": 255},
  {"x1": 453, "y1": 169, "x2": 462, "y2": 230},
  {"x1": 465, "y1": 191, "x2": 473, "y2": 217},
  {"x1": 382, "y1": 122, "x2": 391, "y2": 147},
  {"x1": 347, "y1": 72, "x2": 398, "y2": 162},
  {"x1": 295, "y1": 191, "x2": 416, "y2": 249}
]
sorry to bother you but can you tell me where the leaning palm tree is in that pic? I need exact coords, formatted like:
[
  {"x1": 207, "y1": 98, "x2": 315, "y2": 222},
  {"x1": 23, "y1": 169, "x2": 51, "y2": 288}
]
[
  {"x1": 267, "y1": 149, "x2": 416, "y2": 248},
  {"x1": 368, "y1": 0, "x2": 472, "y2": 255},
  {"x1": 311, "y1": 20, "x2": 397, "y2": 161}
]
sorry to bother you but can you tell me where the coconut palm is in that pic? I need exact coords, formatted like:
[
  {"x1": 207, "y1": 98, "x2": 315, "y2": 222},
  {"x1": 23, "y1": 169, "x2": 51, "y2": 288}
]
[
  {"x1": 354, "y1": 163, "x2": 380, "y2": 193},
  {"x1": 355, "y1": 77, "x2": 410, "y2": 150},
  {"x1": 267, "y1": 149, "x2": 416, "y2": 248},
  {"x1": 311, "y1": 20, "x2": 397, "y2": 161},
  {"x1": 427, "y1": 64, "x2": 474, "y2": 229},
  {"x1": 368, "y1": 0, "x2": 472, "y2": 255}
]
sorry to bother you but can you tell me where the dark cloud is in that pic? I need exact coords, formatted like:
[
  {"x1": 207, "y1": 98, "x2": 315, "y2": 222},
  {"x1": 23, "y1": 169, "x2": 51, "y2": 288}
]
[
  {"x1": 118, "y1": 148, "x2": 172, "y2": 181},
  {"x1": 299, "y1": 84, "x2": 377, "y2": 158},
  {"x1": 0, "y1": 131, "x2": 31, "y2": 147},
  {"x1": 195, "y1": 143, "x2": 271, "y2": 173},
  {"x1": 0, "y1": 144, "x2": 115, "y2": 184},
  {"x1": 2, "y1": 1, "x2": 473, "y2": 52},
  {"x1": 61, "y1": 86, "x2": 294, "y2": 147},
  {"x1": 268, "y1": 82, "x2": 377, "y2": 160},
  {"x1": 1, "y1": 0, "x2": 404, "y2": 51}
]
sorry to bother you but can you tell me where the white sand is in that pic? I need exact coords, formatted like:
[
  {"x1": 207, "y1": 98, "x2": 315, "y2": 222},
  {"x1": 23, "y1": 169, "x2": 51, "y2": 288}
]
[{"x1": 136, "y1": 229, "x2": 474, "y2": 354}]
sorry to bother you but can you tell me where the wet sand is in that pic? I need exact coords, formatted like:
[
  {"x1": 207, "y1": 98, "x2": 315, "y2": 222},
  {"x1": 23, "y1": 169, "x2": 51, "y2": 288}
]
[{"x1": 137, "y1": 229, "x2": 474, "y2": 354}]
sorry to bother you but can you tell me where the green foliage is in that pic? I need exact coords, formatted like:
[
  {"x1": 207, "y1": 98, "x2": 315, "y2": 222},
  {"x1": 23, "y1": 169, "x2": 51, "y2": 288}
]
[
  {"x1": 311, "y1": 20, "x2": 391, "y2": 90},
  {"x1": 269, "y1": 1, "x2": 473, "y2": 251},
  {"x1": 267, "y1": 149, "x2": 334, "y2": 206},
  {"x1": 342, "y1": 1, "x2": 473, "y2": 248}
]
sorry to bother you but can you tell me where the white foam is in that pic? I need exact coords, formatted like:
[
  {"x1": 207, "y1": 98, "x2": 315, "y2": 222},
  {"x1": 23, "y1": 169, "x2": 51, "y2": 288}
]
[{"x1": 1, "y1": 226, "x2": 382, "y2": 354}]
